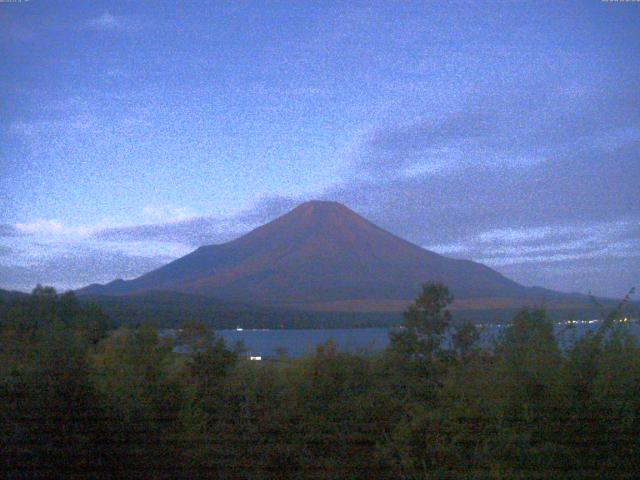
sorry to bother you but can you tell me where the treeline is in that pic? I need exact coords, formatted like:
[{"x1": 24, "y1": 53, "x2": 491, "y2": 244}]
[
  {"x1": 1, "y1": 283, "x2": 639, "y2": 478},
  {"x1": 86, "y1": 291, "x2": 401, "y2": 330},
  {"x1": 81, "y1": 291, "x2": 618, "y2": 330}
]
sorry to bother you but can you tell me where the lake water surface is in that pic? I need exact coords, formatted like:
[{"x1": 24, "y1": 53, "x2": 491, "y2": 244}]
[{"x1": 216, "y1": 320, "x2": 640, "y2": 358}]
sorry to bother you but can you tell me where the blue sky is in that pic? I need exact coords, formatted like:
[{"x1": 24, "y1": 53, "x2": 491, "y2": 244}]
[{"x1": 1, "y1": 0, "x2": 639, "y2": 297}]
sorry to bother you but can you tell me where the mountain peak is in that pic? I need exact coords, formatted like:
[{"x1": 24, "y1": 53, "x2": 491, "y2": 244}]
[
  {"x1": 298, "y1": 200, "x2": 344, "y2": 206},
  {"x1": 270, "y1": 200, "x2": 373, "y2": 236},
  {"x1": 294, "y1": 200, "x2": 353, "y2": 215}
]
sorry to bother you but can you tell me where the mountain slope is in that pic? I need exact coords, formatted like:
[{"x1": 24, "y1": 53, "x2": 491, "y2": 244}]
[
  {"x1": 0, "y1": 288, "x2": 29, "y2": 302},
  {"x1": 78, "y1": 201, "x2": 573, "y2": 311}
]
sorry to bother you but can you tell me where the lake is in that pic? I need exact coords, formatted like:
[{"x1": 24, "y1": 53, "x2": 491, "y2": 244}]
[{"x1": 215, "y1": 319, "x2": 640, "y2": 358}]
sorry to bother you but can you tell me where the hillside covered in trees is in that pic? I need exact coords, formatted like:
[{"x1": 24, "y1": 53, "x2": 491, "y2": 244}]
[{"x1": 1, "y1": 284, "x2": 639, "y2": 478}]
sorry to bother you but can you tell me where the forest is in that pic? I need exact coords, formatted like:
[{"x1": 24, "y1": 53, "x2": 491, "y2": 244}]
[{"x1": 1, "y1": 283, "x2": 639, "y2": 479}]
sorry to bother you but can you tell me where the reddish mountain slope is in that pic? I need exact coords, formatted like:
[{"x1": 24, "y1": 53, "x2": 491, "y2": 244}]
[{"x1": 79, "y1": 201, "x2": 567, "y2": 311}]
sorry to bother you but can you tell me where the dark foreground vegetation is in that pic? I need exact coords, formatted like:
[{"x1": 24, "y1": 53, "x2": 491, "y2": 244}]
[{"x1": 1, "y1": 284, "x2": 639, "y2": 479}]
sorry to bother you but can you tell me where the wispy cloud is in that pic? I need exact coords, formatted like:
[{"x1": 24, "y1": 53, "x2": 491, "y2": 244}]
[
  {"x1": 0, "y1": 248, "x2": 173, "y2": 292},
  {"x1": 350, "y1": 83, "x2": 640, "y2": 182},
  {"x1": 1, "y1": 10, "x2": 141, "y2": 43},
  {"x1": 83, "y1": 12, "x2": 137, "y2": 32},
  {"x1": 427, "y1": 221, "x2": 639, "y2": 266},
  {"x1": 15, "y1": 219, "x2": 114, "y2": 238},
  {"x1": 11, "y1": 203, "x2": 199, "y2": 240},
  {"x1": 0, "y1": 224, "x2": 25, "y2": 238},
  {"x1": 9, "y1": 117, "x2": 94, "y2": 138},
  {"x1": 141, "y1": 205, "x2": 198, "y2": 224},
  {"x1": 95, "y1": 196, "x2": 300, "y2": 246},
  {"x1": 0, "y1": 221, "x2": 194, "y2": 292},
  {"x1": 498, "y1": 256, "x2": 640, "y2": 299}
]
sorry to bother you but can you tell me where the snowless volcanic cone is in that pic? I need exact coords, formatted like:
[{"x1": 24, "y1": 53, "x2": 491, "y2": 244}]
[{"x1": 78, "y1": 201, "x2": 577, "y2": 312}]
